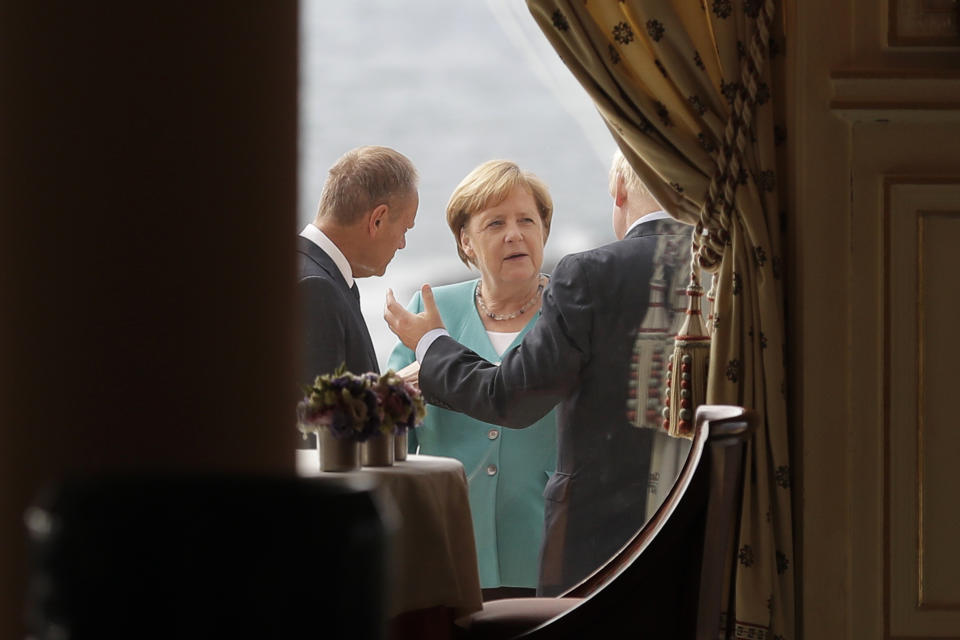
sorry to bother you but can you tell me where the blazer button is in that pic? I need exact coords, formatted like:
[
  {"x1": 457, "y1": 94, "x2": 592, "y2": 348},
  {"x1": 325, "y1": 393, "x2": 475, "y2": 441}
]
[
  {"x1": 486, "y1": 464, "x2": 498, "y2": 476},
  {"x1": 487, "y1": 429, "x2": 499, "y2": 440}
]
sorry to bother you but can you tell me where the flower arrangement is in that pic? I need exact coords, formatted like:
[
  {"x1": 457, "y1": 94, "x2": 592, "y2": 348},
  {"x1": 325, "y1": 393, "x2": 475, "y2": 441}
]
[
  {"x1": 297, "y1": 365, "x2": 425, "y2": 442},
  {"x1": 297, "y1": 365, "x2": 381, "y2": 442},
  {"x1": 371, "y1": 370, "x2": 426, "y2": 435}
]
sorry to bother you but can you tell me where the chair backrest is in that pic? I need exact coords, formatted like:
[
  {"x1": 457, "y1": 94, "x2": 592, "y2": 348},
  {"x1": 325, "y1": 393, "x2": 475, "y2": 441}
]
[
  {"x1": 518, "y1": 404, "x2": 754, "y2": 639},
  {"x1": 25, "y1": 474, "x2": 391, "y2": 639}
]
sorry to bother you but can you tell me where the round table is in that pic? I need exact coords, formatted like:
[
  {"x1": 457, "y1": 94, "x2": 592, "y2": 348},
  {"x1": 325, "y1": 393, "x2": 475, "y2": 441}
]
[{"x1": 296, "y1": 451, "x2": 484, "y2": 626}]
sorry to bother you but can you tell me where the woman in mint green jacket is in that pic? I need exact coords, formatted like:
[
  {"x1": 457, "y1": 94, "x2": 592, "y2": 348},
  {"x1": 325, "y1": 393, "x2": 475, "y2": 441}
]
[{"x1": 387, "y1": 160, "x2": 557, "y2": 594}]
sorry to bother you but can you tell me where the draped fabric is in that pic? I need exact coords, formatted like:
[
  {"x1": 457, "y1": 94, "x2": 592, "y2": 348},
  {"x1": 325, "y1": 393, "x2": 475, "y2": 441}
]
[{"x1": 525, "y1": 1, "x2": 794, "y2": 638}]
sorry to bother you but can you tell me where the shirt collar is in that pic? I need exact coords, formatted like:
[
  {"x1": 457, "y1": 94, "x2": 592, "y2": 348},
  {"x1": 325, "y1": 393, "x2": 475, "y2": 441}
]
[
  {"x1": 300, "y1": 223, "x2": 354, "y2": 287},
  {"x1": 625, "y1": 210, "x2": 672, "y2": 236}
]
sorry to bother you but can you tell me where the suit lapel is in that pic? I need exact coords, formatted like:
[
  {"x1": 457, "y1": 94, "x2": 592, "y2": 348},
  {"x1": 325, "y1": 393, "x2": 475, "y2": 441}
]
[{"x1": 297, "y1": 236, "x2": 379, "y2": 370}]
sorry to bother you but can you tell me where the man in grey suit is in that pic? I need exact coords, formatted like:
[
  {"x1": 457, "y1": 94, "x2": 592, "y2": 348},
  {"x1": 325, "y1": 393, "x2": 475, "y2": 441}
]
[
  {"x1": 298, "y1": 146, "x2": 418, "y2": 448},
  {"x1": 384, "y1": 150, "x2": 690, "y2": 595}
]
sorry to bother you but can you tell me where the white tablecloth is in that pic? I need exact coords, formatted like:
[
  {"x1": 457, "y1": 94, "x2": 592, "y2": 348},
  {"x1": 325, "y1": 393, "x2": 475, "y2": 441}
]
[{"x1": 296, "y1": 451, "x2": 484, "y2": 619}]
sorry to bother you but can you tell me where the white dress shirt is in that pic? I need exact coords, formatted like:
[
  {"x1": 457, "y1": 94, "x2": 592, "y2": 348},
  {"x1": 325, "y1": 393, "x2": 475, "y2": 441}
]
[{"x1": 300, "y1": 223, "x2": 354, "y2": 288}]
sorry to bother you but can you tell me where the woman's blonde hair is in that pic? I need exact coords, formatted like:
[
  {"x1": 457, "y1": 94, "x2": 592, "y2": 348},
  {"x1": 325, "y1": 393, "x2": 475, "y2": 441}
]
[{"x1": 446, "y1": 160, "x2": 553, "y2": 267}]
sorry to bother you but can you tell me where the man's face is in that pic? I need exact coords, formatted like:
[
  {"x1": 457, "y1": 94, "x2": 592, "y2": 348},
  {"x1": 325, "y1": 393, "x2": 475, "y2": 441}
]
[{"x1": 371, "y1": 191, "x2": 418, "y2": 276}]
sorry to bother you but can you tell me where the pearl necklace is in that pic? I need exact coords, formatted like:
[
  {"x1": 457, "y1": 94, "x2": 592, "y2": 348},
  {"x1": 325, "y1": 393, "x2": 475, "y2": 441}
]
[{"x1": 475, "y1": 274, "x2": 547, "y2": 321}]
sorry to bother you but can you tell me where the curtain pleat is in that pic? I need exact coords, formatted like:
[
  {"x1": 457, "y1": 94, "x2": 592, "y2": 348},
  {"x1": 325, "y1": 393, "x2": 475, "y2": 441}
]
[{"x1": 526, "y1": 1, "x2": 794, "y2": 638}]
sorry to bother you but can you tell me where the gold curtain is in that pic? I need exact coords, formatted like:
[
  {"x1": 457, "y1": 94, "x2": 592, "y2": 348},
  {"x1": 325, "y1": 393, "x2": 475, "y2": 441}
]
[{"x1": 526, "y1": 1, "x2": 793, "y2": 638}]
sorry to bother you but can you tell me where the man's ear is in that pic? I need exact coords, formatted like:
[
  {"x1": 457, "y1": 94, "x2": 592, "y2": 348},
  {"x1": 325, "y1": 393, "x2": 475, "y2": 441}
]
[
  {"x1": 367, "y1": 203, "x2": 390, "y2": 236},
  {"x1": 614, "y1": 176, "x2": 628, "y2": 208}
]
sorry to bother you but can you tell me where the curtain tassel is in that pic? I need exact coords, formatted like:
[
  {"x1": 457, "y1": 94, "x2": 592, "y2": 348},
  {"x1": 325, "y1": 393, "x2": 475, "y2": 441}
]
[{"x1": 663, "y1": 268, "x2": 710, "y2": 439}]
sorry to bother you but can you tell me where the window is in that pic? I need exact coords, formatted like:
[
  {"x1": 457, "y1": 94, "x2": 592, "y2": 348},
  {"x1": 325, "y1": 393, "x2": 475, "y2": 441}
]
[{"x1": 299, "y1": 0, "x2": 618, "y2": 366}]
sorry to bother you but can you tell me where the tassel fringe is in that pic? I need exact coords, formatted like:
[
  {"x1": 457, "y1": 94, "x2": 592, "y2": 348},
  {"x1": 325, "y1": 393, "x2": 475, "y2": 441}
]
[{"x1": 663, "y1": 264, "x2": 710, "y2": 439}]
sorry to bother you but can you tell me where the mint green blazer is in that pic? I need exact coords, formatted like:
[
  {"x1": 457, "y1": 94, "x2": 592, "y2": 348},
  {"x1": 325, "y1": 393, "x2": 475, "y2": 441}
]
[{"x1": 387, "y1": 279, "x2": 558, "y2": 589}]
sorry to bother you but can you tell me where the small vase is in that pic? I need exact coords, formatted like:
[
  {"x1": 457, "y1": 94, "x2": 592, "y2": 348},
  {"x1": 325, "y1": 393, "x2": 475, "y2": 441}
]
[
  {"x1": 318, "y1": 429, "x2": 360, "y2": 472},
  {"x1": 394, "y1": 431, "x2": 408, "y2": 461},
  {"x1": 361, "y1": 432, "x2": 394, "y2": 467}
]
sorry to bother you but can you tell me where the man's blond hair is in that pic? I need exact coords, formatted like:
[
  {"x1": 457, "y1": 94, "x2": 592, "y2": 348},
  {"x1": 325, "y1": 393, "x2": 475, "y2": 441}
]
[
  {"x1": 609, "y1": 148, "x2": 651, "y2": 199},
  {"x1": 317, "y1": 146, "x2": 418, "y2": 225},
  {"x1": 446, "y1": 160, "x2": 553, "y2": 267}
]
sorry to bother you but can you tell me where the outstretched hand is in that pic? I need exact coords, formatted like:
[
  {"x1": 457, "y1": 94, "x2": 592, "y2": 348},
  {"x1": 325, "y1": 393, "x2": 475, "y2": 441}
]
[{"x1": 384, "y1": 284, "x2": 445, "y2": 351}]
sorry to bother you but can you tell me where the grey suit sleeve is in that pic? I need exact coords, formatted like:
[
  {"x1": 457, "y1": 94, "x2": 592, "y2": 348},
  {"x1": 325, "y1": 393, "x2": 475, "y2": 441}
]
[
  {"x1": 419, "y1": 254, "x2": 591, "y2": 428},
  {"x1": 299, "y1": 275, "x2": 347, "y2": 385}
]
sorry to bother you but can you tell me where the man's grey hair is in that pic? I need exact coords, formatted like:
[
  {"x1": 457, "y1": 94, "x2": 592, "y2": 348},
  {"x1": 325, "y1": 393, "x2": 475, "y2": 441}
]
[{"x1": 317, "y1": 146, "x2": 418, "y2": 225}]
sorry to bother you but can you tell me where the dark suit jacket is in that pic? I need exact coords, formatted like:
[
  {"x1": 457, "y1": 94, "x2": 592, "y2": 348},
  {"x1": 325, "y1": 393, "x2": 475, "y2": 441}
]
[
  {"x1": 419, "y1": 218, "x2": 691, "y2": 595},
  {"x1": 296, "y1": 236, "x2": 379, "y2": 448}
]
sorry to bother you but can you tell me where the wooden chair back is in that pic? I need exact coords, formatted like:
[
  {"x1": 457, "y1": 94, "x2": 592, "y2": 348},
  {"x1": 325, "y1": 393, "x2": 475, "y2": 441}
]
[{"x1": 456, "y1": 404, "x2": 754, "y2": 639}]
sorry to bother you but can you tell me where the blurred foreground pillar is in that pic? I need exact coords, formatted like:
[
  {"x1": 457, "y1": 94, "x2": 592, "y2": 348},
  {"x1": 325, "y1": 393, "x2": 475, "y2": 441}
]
[{"x1": 0, "y1": 2, "x2": 301, "y2": 636}]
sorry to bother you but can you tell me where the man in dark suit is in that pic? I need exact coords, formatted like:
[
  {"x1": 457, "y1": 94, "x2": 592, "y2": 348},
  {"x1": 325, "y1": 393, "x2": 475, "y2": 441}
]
[
  {"x1": 384, "y1": 150, "x2": 690, "y2": 595},
  {"x1": 298, "y1": 146, "x2": 418, "y2": 448}
]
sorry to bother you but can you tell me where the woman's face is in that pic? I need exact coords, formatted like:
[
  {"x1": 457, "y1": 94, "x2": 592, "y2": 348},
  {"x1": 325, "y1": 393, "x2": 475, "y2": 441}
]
[{"x1": 460, "y1": 185, "x2": 546, "y2": 287}]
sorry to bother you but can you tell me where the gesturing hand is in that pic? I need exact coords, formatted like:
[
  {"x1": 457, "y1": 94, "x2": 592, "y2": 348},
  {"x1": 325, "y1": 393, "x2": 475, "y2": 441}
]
[{"x1": 384, "y1": 284, "x2": 445, "y2": 351}]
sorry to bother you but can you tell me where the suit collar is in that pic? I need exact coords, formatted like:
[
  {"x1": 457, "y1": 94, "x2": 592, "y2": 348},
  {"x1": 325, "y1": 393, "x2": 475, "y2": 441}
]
[
  {"x1": 296, "y1": 236, "x2": 351, "y2": 290},
  {"x1": 299, "y1": 224, "x2": 354, "y2": 287},
  {"x1": 624, "y1": 213, "x2": 690, "y2": 240},
  {"x1": 624, "y1": 210, "x2": 671, "y2": 237}
]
